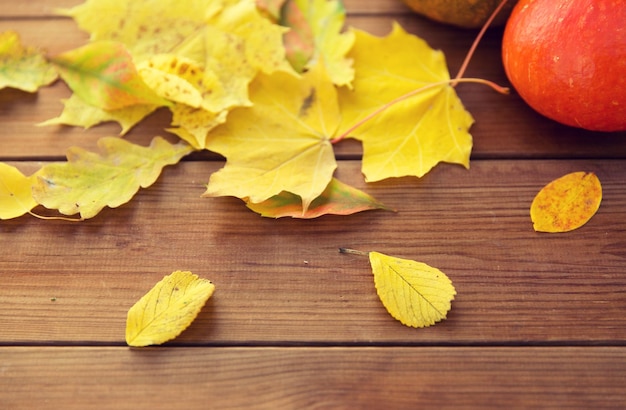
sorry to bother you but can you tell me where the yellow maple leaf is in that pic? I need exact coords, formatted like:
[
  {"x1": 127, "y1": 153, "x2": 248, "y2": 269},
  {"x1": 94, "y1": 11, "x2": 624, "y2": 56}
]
[
  {"x1": 32, "y1": 137, "x2": 193, "y2": 219},
  {"x1": 203, "y1": 61, "x2": 338, "y2": 211},
  {"x1": 337, "y1": 23, "x2": 474, "y2": 182},
  {"x1": 126, "y1": 270, "x2": 215, "y2": 347},
  {"x1": 0, "y1": 162, "x2": 38, "y2": 220},
  {"x1": 0, "y1": 30, "x2": 57, "y2": 92},
  {"x1": 530, "y1": 171, "x2": 602, "y2": 233},
  {"x1": 39, "y1": 94, "x2": 158, "y2": 135},
  {"x1": 368, "y1": 251, "x2": 456, "y2": 328}
]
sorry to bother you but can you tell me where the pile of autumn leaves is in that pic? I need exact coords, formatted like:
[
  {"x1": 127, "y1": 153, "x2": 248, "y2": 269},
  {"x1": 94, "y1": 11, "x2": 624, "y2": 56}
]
[{"x1": 0, "y1": 0, "x2": 474, "y2": 220}]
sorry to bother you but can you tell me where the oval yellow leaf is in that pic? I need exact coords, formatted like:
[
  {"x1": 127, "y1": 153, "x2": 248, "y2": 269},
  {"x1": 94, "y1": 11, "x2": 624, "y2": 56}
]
[
  {"x1": 368, "y1": 251, "x2": 456, "y2": 328},
  {"x1": 126, "y1": 270, "x2": 215, "y2": 347},
  {"x1": 530, "y1": 171, "x2": 602, "y2": 233}
]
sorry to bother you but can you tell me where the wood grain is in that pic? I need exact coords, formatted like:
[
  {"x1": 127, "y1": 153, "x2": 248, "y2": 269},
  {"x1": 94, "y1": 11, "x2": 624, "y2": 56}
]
[
  {"x1": 2, "y1": 160, "x2": 625, "y2": 344},
  {"x1": 2, "y1": 1, "x2": 626, "y2": 407},
  {"x1": 2, "y1": 346, "x2": 625, "y2": 409}
]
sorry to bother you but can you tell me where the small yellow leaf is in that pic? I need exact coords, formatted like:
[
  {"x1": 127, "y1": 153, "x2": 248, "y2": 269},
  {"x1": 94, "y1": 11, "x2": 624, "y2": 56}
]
[
  {"x1": 0, "y1": 162, "x2": 38, "y2": 220},
  {"x1": 369, "y1": 251, "x2": 456, "y2": 328},
  {"x1": 126, "y1": 270, "x2": 215, "y2": 347},
  {"x1": 530, "y1": 171, "x2": 602, "y2": 233}
]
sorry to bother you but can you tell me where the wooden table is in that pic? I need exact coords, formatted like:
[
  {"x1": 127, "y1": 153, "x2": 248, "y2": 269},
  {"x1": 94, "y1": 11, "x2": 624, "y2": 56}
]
[{"x1": 2, "y1": 1, "x2": 626, "y2": 408}]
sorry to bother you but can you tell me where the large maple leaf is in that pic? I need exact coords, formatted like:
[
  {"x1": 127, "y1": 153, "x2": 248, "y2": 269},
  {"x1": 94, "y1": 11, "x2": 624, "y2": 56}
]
[
  {"x1": 337, "y1": 23, "x2": 474, "y2": 182},
  {"x1": 203, "y1": 62, "x2": 338, "y2": 212}
]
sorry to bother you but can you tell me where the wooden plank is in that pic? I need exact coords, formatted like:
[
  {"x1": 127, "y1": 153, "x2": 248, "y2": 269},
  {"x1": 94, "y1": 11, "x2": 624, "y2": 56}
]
[
  {"x1": 1, "y1": 0, "x2": 413, "y2": 18},
  {"x1": 2, "y1": 160, "x2": 625, "y2": 344},
  {"x1": 1, "y1": 346, "x2": 625, "y2": 409}
]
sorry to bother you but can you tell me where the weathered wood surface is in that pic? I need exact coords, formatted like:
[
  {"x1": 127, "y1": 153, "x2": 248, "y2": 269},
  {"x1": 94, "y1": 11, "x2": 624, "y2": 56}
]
[
  {"x1": 2, "y1": 347, "x2": 626, "y2": 410},
  {"x1": 2, "y1": 160, "x2": 626, "y2": 345},
  {"x1": 2, "y1": 0, "x2": 626, "y2": 408}
]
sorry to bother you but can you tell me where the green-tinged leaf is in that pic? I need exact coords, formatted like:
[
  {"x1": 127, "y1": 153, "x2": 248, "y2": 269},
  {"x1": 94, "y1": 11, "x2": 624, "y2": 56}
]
[
  {"x1": 281, "y1": 0, "x2": 354, "y2": 86},
  {"x1": 0, "y1": 162, "x2": 38, "y2": 220},
  {"x1": 281, "y1": 1, "x2": 315, "y2": 72},
  {"x1": 32, "y1": 137, "x2": 193, "y2": 219},
  {"x1": 51, "y1": 41, "x2": 170, "y2": 111},
  {"x1": 338, "y1": 24, "x2": 473, "y2": 181},
  {"x1": 38, "y1": 94, "x2": 158, "y2": 135},
  {"x1": 246, "y1": 177, "x2": 392, "y2": 218},
  {"x1": 369, "y1": 251, "x2": 456, "y2": 328},
  {"x1": 0, "y1": 30, "x2": 57, "y2": 92},
  {"x1": 126, "y1": 270, "x2": 215, "y2": 347},
  {"x1": 203, "y1": 61, "x2": 338, "y2": 212}
]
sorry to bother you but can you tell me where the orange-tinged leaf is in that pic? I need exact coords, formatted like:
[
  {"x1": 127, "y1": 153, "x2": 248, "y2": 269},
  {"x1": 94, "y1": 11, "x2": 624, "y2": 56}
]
[
  {"x1": 32, "y1": 137, "x2": 193, "y2": 219},
  {"x1": 280, "y1": 0, "x2": 354, "y2": 85},
  {"x1": 245, "y1": 178, "x2": 392, "y2": 218},
  {"x1": 203, "y1": 61, "x2": 338, "y2": 212},
  {"x1": 51, "y1": 41, "x2": 170, "y2": 111},
  {"x1": 0, "y1": 162, "x2": 38, "y2": 220},
  {"x1": 338, "y1": 23, "x2": 473, "y2": 182},
  {"x1": 530, "y1": 171, "x2": 602, "y2": 233},
  {"x1": 282, "y1": 0, "x2": 354, "y2": 86},
  {"x1": 281, "y1": 0, "x2": 315, "y2": 72},
  {"x1": 126, "y1": 270, "x2": 215, "y2": 347},
  {"x1": 0, "y1": 30, "x2": 57, "y2": 92},
  {"x1": 369, "y1": 251, "x2": 456, "y2": 328}
]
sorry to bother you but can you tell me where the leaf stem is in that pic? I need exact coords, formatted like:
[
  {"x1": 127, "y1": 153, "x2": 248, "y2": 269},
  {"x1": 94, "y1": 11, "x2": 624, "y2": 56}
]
[
  {"x1": 331, "y1": 77, "x2": 508, "y2": 144},
  {"x1": 338, "y1": 247, "x2": 369, "y2": 256},
  {"x1": 28, "y1": 211, "x2": 84, "y2": 222},
  {"x1": 453, "y1": 0, "x2": 510, "y2": 83}
]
